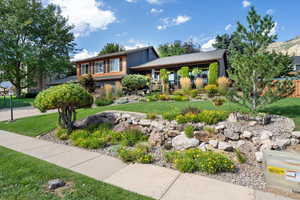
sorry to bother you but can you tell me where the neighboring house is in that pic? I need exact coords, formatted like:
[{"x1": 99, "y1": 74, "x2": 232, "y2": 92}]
[
  {"x1": 73, "y1": 46, "x2": 228, "y2": 87},
  {"x1": 48, "y1": 75, "x2": 77, "y2": 87},
  {"x1": 293, "y1": 56, "x2": 300, "y2": 71}
]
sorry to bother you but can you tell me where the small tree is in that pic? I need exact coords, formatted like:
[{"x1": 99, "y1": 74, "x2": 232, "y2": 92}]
[
  {"x1": 98, "y1": 43, "x2": 125, "y2": 55},
  {"x1": 34, "y1": 84, "x2": 93, "y2": 133},
  {"x1": 160, "y1": 69, "x2": 170, "y2": 93},
  {"x1": 79, "y1": 74, "x2": 96, "y2": 93},
  {"x1": 192, "y1": 68, "x2": 202, "y2": 77},
  {"x1": 208, "y1": 63, "x2": 218, "y2": 85}
]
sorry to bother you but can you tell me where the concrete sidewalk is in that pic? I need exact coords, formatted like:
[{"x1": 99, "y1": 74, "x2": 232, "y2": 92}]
[
  {"x1": 0, "y1": 106, "x2": 56, "y2": 121},
  {"x1": 0, "y1": 130, "x2": 293, "y2": 200}
]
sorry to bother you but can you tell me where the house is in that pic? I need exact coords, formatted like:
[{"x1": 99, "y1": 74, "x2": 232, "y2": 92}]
[
  {"x1": 293, "y1": 56, "x2": 300, "y2": 71},
  {"x1": 73, "y1": 46, "x2": 228, "y2": 88}
]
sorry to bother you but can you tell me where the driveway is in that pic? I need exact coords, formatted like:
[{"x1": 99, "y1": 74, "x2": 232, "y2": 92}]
[{"x1": 0, "y1": 106, "x2": 56, "y2": 122}]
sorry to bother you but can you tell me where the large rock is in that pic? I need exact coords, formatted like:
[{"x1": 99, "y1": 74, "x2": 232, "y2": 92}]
[
  {"x1": 292, "y1": 131, "x2": 300, "y2": 138},
  {"x1": 172, "y1": 134, "x2": 199, "y2": 150},
  {"x1": 224, "y1": 129, "x2": 240, "y2": 140},
  {"x1": 241, "y1": 130, "x2": 253, "y2": 139},
  {"x1": 114, "y1": 97, "x2": 129, "y2": 104},
  {"x1": 273, "y1": 139, "x2": 291, "y2": 150},
  {"x1": 209, "y1": 140, "x2": 219, "y2": 148},
  {"x1": 148, "y1": 131, "x2": 164, "y2": 146},
  {"x1": 255, "y1": 152, "x2": 263, "y2": 163},
  {"x1": 74, "y1": 112, "x2": 116, "y2": 129},
  {"x1": 260, "y1": 130, "x2": 273, "y2": 141},
  {"x1": 139, "y1": 119, "x2": 151, "y2": 126},
  {"x1": 48, "y1": 179, "x2": 65, "y2": 190},
  {"x1": 218, "y1": 142, "x2": 234, "y2": 152}
]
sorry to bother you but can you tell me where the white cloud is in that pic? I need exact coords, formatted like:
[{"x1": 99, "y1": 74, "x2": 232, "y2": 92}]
[
  {"x1": 269, "y1": 22, "x2": 278, "y2": 36},
  {"x1": 150, "y1": 8, "x2": 163, "y2": 14},
  {"x1": 49, "y1": 0, "x2": 116, "y2": 37},
  {"x1": 201, "y1": 39, "x2": 216, "y2": 52},
  {"x1": 266, "y1": 9, "x2": 274, "y2": 15},
  {"x1": 147, "y1": 0, "x2": 163, "y2": 4},
  {"x1": 157, "y1": 15, "x2": 191, "y2": 30},
  {"x1": 242, "y1": 0, "x2": 251, "y2": 7},
  {"x1": 125, "y1": 39, "x2": 148, "y2": 50},
  {"x1": 126, "y1": 0, "x2": 138, "y2": 2},
  {"x1": 72, "y1": 49, "x2": 98, "y2": 61},
  {"x1": 225, "y1": 24, "x2": 232, "y2": 31}
]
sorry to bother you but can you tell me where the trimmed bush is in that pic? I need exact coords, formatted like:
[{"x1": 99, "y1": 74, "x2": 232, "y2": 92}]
[
  {"x1": 184, "y1": 125, "x2": 195, "y2": 138},
  {"x1": 95, "y1": 97, "x2": 113, "y2": 106},
  {"x1": 34, "y1": 83, "x2": 93, "y2": 133},
  {"x1": 177, "y1": 66, "x2": 190, "y2": 78},
  {"x1": 170, "y1": 95, "x2": 189, "y2": 101},
  {"x1": 121, "y1": 75, "x2": 148, "y2": 91},
  {"x1": 198, "y1": 110, "x2": 229, "y2": 124},
  {"x1": 180, "y1": 77, "x2": 192, "y2": 91},
  {"x1": 208, "y1": 62, "x2": 218, "y2": 85}
]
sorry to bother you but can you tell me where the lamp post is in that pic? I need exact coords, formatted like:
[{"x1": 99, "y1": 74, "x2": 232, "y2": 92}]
[{"x1": 8, "y1": 89, "x2": 14, "y2": 122}]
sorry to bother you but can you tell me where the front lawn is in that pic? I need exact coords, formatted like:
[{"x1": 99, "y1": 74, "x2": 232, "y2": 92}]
[
  {"x1": 0, "y1": 146, "x2": 153, "y2": 200},
  {"x1": 0, "y1": 98, "x2": 299, "y2": 137}
]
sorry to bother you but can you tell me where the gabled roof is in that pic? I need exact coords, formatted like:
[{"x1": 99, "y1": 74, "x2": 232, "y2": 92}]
[
  {"x1": 73, "y1": 46, "x2": 158, "y2": 63},
  {"x1": 131, "y1": 49, "x2": 226, "y2": 70}
]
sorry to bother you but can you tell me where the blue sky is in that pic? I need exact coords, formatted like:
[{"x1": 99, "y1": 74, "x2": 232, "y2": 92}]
[{"x1": 47, "y1": 0, "x2": 300, "y2": 60}]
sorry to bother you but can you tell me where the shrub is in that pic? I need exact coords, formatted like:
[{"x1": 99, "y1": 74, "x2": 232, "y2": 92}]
[
  {"x1": 95, "y1": 97, "x2": 113, "y2": 106},
  {"x1": 146, "y1": 113, "x2": 157, "y2": 120},
  {"x1": 104, "y1": 84, "x2": 113, "y2": 99},
  {"x1": 115, "y1": 81, "x2": 123, "y2": 97},
  {"x1": 79, "y1": 74, "x2": 96, "y2": 93},
  {"x1": 117, "y1": 146, "x2": 153, "y2": 164},
  {"x1": 157, "y1": 94, "x2": 170, "y2": 101},
  {"x1": 70, "y1": 130, "x2": 90, "y2": 144},
  {"x1": 56, "y1": 128, "x2": 69, "y2": 140},
  {"x1": 218, "y1": 86, "x2": 228, "y2": 96},
  {"x1": 184, "y1": 125, "x2": 195, "y2": 138},
  {"x1": 146, "y1": 95, "x2": 158, "y2": 102},
  {"x1": 76, "y1": 137, "x2": 107, "y2": 149},
  {"x1": 173, "y1": 90, "x2": 185, "y2": 96},
  {"x1": 208, "y1": 62, "x2": 218, "y2": 85},
  {"x1": 121, "y1": 128, "x2": 148, "y2": 146},
  {"x1": 204, "y1": 84, "x2": 218, "y2": 97},
  {"x1": 203, "y1": 126, "x2": 217, "y2": 134},
  {"x1": 176, "y1": 113, "x2": 198, "y2": 124},
  {"x1": 217, "y1": 77, "x2": 231, "y2": 88},
  {"x1": 195, "y1": 78, "x2": 204, "y2": 89},
  {"x1": 190, "y1": 89, "x2": 199, "y2": 98},
  {"x1": 34, "y1": 83, "x2": 93, "y2": 133},
  {"x1": 181, "y1": 106, "x2": 201, "y2": 115},
  {"x1": 121, "y1": 74, "x2": 148, "y2": 91},
  {"x1": 192, "y1": 68, "x2": 202, "y2": 77},
  {"x1": 170, "y1": 95, "x2": 189, "y2": 101},
  {"x1": 212, "y1": 97, "x2": 226, "y2": 106},
  {"x1": 162, "y1": 111, "x2": 178, "y2": 121},
  {"x1": 177, "y1": 66, "x2": 190, "y2": 78},
  {"x1": 24, "y1": 92, "x2": 38, "y2": 98},
  {"x1": 167, "y1": 148, "x2": 235, "y2": 174},
  {"x1": 198, "y1": 110, "x2": 229, "y2": 124},
  {"x1": 235, "y1": 149, "x2": 247, "y2": 164},
  {"x1": 180, "y1": 77, "x2": 192, "y2": 91}
]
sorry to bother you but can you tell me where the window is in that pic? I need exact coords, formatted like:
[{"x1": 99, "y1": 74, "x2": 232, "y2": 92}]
[
  {"x1": 80, "y1": 63, "x2": 89, "y2": 75},
  {"x1": 94, "y1": 61, "x2": 104, "y2": 74},
  {"x1": 296, "y1": 65, "x2": 300, "y2": 71},
  {"x1": 109, "y1": 58, "x2": 120, "y2": 72}
]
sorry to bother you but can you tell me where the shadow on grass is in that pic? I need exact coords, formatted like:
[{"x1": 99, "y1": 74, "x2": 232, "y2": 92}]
[{"x1": 261, "y1": 105, "x2": 300, "y2": 119}]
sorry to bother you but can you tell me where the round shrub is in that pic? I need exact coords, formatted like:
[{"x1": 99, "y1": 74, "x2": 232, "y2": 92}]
[
  {"x1": 184, "y1": 125, "x2": 195, "y2": 138},
  {"x1": 208, "y1": 62, "x2": 218, "y2": 85},
  {"x1": 95, "y1": 97, "x2": 113, "y2": 106},
  {"x1": 121, "y1": 75, "x2": 148, "y2": 91},
  {"x1": 34, "y1": 83, "x2": 93, "y2": 133},
  {"x1": 204, "y1": 84, "x2": 218, "y2": 97},
  {"x1": 198, "y1": 110, "x2": 229, "y2": 124}
]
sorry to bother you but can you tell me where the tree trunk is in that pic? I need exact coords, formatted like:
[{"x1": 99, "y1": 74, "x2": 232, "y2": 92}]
[{"x1": 58, "y1": 107, "x2": 77, "y2": 133}]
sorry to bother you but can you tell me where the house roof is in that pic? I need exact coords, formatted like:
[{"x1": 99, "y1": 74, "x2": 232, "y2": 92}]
[
  {"x1": 93, "y1": 75, "x2": 125, "y2": 81},
  {"x1": 73, "y1": 46, "x2": 158, "y2": 63},
  {"x1": 48, "y1": 75, "x2": 77, "y2": 86},
  {"x1": 131, "y1": 49, "x2": 226, "y2": 70},
  {"x1": 294, "y1": 56, "x2": 300, "y2": 65}
]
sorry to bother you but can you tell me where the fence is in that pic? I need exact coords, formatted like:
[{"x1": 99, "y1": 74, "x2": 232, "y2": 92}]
[{"x1": 290, "y1": 80, "x2": 300, "y2": 98}]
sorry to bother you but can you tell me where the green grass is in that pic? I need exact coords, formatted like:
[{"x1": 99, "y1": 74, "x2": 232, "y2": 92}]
[
  {"x1": 0, "y1": 96, "x2": 35, "y2": 109},
  {"x1": 0, "y1": 146, "x2": 153, "y2": 200},
  {"x1": 0, "y1": 98, "x2": 299, "y2": 137}
]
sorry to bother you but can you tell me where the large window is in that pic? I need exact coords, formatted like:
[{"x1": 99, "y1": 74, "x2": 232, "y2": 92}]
[
  {"x1": 94, "y1": 61, "x2": 104, "y2": 74},
  {"x1": 109, "y1": 58, "x2": 120, "y2": 72},
  {"x1": 80, "y1": 63, "x2": 89, "y2": 75}
]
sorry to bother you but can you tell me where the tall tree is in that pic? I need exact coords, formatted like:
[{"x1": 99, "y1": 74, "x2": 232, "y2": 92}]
[
  {"x1": 227, "y1": 7, "x2": 294, "y2": 112},
  {"x1": 0, "y1": 0, "x2": 75, "y2": 97},
  {"x1": 98, "y1": 43, "x2": 125, "y2": 55},
  {"x1": 158, "y1": 40, "x2": 200, "y2": 57}
]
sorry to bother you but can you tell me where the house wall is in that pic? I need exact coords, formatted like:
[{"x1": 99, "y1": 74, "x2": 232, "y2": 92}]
[
  {"x1": 76, "y1": 55, "x2": 127, "y2": 79},
  {"x1": 126, "y1": 48, "x2": 158, "y2": 69}
]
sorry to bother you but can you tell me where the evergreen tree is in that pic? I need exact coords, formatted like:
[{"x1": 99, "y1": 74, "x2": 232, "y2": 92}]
[
  {"x1": 228, "y1": 7, "x2": 295, "y2": 112},
  {"x1": 99, "y1": 43, "x2": 125, "y2": 55}
]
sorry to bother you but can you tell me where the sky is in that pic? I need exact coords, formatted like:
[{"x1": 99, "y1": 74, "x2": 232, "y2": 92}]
[{"x1": 46, "y1": 0, "x2": 300, "y2": 60}]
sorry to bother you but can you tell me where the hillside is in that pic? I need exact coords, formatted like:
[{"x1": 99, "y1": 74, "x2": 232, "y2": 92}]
[{"x1": 268, "y1": 36, "x2": 300, "y2": 56}]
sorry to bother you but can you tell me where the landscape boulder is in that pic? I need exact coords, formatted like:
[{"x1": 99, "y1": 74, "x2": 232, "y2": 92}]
[{"x1": 172, "y1": 134, "x2": 199, "y2": 150}]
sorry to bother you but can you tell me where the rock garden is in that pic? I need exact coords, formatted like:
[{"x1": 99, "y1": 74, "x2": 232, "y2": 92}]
[{"x1": 40, "y1": 108, "x2": 300, "y2": 191}]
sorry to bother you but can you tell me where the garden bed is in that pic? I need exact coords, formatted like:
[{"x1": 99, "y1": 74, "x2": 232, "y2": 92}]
[{"x1": 39, "y1": 110, "x2": 299, "y2": 192}]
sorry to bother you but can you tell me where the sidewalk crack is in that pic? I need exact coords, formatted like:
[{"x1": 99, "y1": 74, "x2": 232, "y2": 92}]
[{"x1": 159, "y1": 173, "x2": 181, "y2": 200}]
